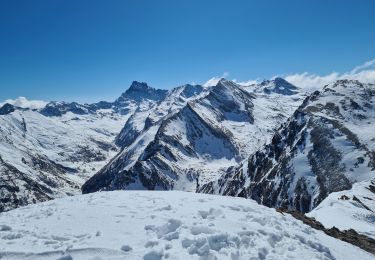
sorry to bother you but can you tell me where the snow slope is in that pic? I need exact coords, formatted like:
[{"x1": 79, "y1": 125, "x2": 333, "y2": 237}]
[
  {"x1": 0, "y1": 107, "x2": 130, "y2": 212},
  {"x1": 308, "y1": 179, "x2": 375, "y2": 239},
  {"x1": 0, "y1": 191, "x2": 373, "y2": 260}
]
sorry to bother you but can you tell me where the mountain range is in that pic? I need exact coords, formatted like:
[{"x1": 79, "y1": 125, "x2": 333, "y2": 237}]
[{"x1": 0, "y1": 77, "x2": 374, "y2": 243}]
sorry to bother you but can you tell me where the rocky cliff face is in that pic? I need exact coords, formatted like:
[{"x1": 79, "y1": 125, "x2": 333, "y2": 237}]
[{"x1": 200, "y1": 80, "x2": 375, "y2": 213}]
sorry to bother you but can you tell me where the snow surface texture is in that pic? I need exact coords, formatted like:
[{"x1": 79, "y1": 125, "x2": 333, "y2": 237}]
[
  {"x1": 82, "y1": 79, "x2": 305, "y2": 193},
  {"x1": 0, "y1": 191, "x2": 373, "y2": 260}
]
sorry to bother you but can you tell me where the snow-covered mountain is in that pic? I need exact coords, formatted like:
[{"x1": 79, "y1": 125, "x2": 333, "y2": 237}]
[
  {"x1": 0, "y1": 81, "x2": 167, "y2": 212},
  {"x1": 250, "y1": 77, "x2": 300, "y2": 95},
  {"x1": 1, "y1": 77, "x2": 375, "y2": 258},
  {"x1": 200, "y1": 80, "x2": 375, "y2": 216},
  {"x1": 115, "y1": 83, "x2": 206, "y2": 148},
  {"x1": 1, "y1": 190, "x2": 374, "y2": 260},
  {"x1": 82, "y1": 78, "x2": 304, "y2": 193}
]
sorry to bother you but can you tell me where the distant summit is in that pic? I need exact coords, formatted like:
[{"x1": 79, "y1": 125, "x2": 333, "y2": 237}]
[
  {"x1": 117, "y1": 81, "x2": 168, "y2": 103},
  {"x1": 39, "y1": 81, "x2": 169, "y2": 117},
  {"x1": 0, "y1": 103, "x2": 15, "y2": 115},
  {"x1": 40, "y1": 101, "x2": 92, "y2": 117},
  {"x1": 259, "y1": 77, "x2": 299, "y2": 95}
]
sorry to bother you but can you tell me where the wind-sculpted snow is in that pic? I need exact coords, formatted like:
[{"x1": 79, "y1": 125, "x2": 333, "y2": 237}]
[
  {"x1": 83, "y1": 79, "x2": 304, "y2": 193},
  {"x1": 201, "y1": 80, "x2": 375, "y2": 214},
  {"x1": 0, "y1": 191, "x2": 373, "y2": 260}
]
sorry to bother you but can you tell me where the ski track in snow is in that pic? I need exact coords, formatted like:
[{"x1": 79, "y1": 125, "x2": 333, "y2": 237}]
[{"x1": 0, "y1": 191, "x2": 374, "y2": 260}]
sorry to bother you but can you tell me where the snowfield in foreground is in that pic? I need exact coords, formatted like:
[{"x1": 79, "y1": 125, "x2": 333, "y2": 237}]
[{"x1": 0, "y1": 191, "x2": 373, "y2": 260}]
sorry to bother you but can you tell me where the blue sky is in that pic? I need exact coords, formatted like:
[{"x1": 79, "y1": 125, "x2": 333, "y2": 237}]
[{"x1": 0, "y1": 0, "x2": 374, "y2": 103}]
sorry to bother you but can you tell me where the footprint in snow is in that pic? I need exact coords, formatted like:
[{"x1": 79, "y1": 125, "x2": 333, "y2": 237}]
[
  {"x1": 143, "y1": 250, "x2": 163, "y2": 260},
  {"x1": 145, "y1": 240, "x2": 159, "y2": 248},
  {"x1": 190, "y1": 226, "x2": 215, "y2": 235},
  {"x1": 157, "y1": 205, "x2": 172, "y2": 211},
  {"x1": 121, "y1": 245, "x2": 132, "y2": 252},
  {"x1": 198, "y1": 208, "x2": 223, "y2": 220},
  {"x1": 0, "y1": 225, "x2": 12, "y2": 231}
]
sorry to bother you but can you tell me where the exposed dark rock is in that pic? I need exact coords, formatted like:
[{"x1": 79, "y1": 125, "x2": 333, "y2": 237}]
[
  {"x1": 367, "y1": 182, "x2": 375, "y2": 194},
  {"x1": 40, "y1": 102, "x2": 93, "y2": 117},
  {"x1": 352, "y1": 195, "x2": 373, "y2": 212},
  {"x1": 339, "y1": 195, "x2": 350, "y2": 200},
  {"x1": 116, "y1": 81, "x2": 168, "y2": 104},
  {"x1": 260, "y1": 77, "x2": 299, "y2": 95},
  {"x1": 115, "y1": 114, "x2": 143, "y2": 147},
  {"x1": 279, "y1": 209, "x2": 375, "y2": 255},
  {"x1": 0, "y1": 103, "x2": 15, "y2": 115},
  {"x1": 0, "y1": 155, "x2": 79, "y2": 212}
]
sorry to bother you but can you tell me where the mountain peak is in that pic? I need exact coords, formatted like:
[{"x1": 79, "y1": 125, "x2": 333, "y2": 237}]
[
  {"x1": 0, "y1": 103, "x2": 15, "y2": 115},
  {"x1": 215, "y1": 78, "x2": 236, "y2": 88},
  {"x1": 127, "y1": 81, "x2": 152, "y2": 92},
  {"x1": 118, "y1": 81, "x2": 168, "y2": 103},
  {"x1": 40, "y1": 101, "x2": 91, "y2": 117},
  {"x1": 274, "y1": 77, "x2": 294, "y2": 86},
  {"x1": 179, "y1": 84, "x2": 204, "y2": 99},
  {"x1": 260, "y1": 77, "x2": 298, "y2": 95},
  {"x1": 217, "y1": 78, "x2": 227, "y2": 83}
]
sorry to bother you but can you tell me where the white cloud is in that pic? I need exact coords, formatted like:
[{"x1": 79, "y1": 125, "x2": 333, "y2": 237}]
[
  {"x1": 285, "y1": 59, "x2": 375, "y2": 90},
  {"x1": 350, "y1": 58, "x2": 375, "y2": 74},
  {"x1": 204, "y1": 58, "x2": 375, "y2": 90},
  {"x1": 203, "y1": 72, "x2": 229, "y2": 87},
  {"x1": 285, "y1": 72, "x2": 340, "y2": 90},
  {"x1": 233, "y1": 79, "x2": 259, "y2": 86},
  {"x1": 0, "y1": 97, "x2": 48, "y2": 109}
]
